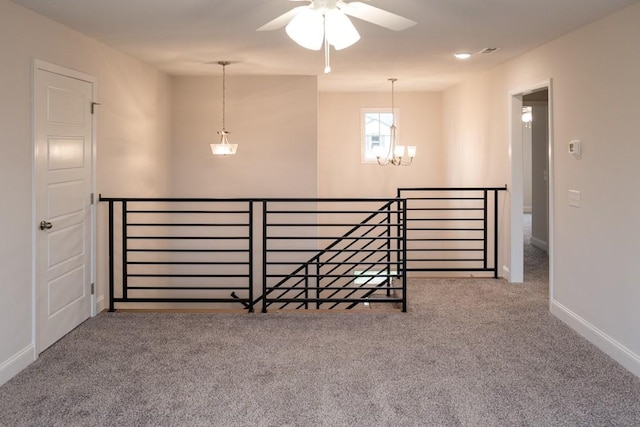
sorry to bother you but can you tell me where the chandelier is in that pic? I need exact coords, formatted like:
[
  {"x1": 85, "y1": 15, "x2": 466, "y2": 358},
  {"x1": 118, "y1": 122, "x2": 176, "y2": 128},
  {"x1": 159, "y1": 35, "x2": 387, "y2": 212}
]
[
  {"x1": 377, "y1": 78, "x2": 416, "y2": 166},
  {"x1": 210, "y1": 61, "x2": 238, "y2": 156}
]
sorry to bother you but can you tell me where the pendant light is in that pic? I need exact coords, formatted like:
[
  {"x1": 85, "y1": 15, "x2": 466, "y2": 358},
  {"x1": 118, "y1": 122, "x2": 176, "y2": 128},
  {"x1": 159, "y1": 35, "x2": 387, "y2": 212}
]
[
  {"x1": 376, "y1": 78, "x2": 416, "y2": 166},
  {"x1": 210, "y1": 61, "x2": 238, "y2": 156}
]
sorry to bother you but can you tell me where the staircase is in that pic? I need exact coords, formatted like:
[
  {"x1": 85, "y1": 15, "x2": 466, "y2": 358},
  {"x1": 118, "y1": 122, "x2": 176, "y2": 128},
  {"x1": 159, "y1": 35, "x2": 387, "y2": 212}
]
[{"x1": 260, "y1": 198, "x2": 407, "y2": 312}]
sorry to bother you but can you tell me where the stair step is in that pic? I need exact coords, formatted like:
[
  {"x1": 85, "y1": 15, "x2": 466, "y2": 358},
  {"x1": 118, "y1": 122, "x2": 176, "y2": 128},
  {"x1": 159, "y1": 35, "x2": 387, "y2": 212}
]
[{"x1": 353, "y1": 270, "x2": 397, "y2": 285}]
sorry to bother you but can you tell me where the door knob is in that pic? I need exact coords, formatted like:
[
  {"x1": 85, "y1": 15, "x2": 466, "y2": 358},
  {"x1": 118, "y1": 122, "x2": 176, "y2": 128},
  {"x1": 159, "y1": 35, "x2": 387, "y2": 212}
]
[{"x1": 39, "y1": 221, "x2": 53, "y2": 230}]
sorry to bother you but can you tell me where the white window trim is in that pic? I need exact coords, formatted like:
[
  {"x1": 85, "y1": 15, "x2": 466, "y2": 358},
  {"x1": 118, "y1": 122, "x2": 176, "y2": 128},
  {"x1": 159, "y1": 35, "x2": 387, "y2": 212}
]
[{"x1": 360, "y1": 107, "x2": 400, "y2": 164}]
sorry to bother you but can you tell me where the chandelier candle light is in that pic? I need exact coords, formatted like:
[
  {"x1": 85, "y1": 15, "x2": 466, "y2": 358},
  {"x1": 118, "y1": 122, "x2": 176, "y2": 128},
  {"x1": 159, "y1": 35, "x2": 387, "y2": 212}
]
[
  {"x1": 377, "y1": 78, "x2": 416, "y2": 166},
  {"x1": 210, "y1": 61, "x2": 238, "y2": 156}
]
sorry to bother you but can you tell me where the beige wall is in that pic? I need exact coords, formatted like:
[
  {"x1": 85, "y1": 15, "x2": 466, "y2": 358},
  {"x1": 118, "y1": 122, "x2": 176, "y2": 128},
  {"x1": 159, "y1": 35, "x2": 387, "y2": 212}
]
[
  {"x1": 318, "y1": 91, "x2": 444, "y2": 197},
  {"x1": 171, "y1": 75, "x2": 318, "y2": 198},
  {"x1": 442, "y1": 2, "x2": 640, "y2": 375},
  {"x1": 0, "y1": 0, "x2": 172, "y2": 385}
]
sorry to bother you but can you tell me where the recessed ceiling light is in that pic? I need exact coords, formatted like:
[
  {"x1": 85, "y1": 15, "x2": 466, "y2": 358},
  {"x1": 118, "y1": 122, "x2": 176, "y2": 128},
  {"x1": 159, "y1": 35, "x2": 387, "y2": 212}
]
[{"x1": 454, "y1": 52, "x2": 472, "y2": 60}]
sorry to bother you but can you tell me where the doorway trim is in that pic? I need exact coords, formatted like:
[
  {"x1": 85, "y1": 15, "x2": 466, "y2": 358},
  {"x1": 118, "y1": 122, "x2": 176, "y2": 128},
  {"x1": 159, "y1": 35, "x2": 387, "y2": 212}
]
[
  {"x1": 32, "y1": 59, "x2": 98, "y2": 355},
  {"x1": 508, "y1": 79, "x2": 554, "y2": 295}
]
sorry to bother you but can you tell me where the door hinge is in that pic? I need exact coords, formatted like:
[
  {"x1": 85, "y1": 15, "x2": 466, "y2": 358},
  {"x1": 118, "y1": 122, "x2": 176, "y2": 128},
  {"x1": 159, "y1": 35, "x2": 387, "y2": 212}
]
[
  {"x1": 90, "y1": 193, "x2": 95, "y2": 205},
  {"x1": 91, "y1": 102, "x2": 101, "y2": 114},
  {"x1": 91, "y1": 283, "x2": 95, "y2": 295}
]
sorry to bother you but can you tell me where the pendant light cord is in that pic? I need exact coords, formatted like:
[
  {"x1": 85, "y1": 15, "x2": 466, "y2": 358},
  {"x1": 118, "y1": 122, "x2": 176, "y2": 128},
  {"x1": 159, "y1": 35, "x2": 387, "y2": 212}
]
[
  {"x1": 221, "y1": 62, "x2": 226, "y2": 131},
  {"x1": 390, "y1": 78, "x2": 396, "y2": 126}
]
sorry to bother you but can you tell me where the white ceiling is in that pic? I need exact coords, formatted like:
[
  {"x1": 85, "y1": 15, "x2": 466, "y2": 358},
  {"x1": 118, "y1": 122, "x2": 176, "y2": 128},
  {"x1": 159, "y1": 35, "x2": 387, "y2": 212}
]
[{"x1": 11, "y1": 0, "x2": 640, "y2": 91}]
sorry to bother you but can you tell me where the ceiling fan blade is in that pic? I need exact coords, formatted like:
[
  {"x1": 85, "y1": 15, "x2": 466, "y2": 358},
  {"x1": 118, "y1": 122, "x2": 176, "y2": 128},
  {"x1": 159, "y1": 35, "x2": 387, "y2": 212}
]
[
  {"x1": 339, "y1": 2, "x2": 417, "y2": 31},
  {"x1": 257, "y1": 5, "x2": 309, "y2": 31}
]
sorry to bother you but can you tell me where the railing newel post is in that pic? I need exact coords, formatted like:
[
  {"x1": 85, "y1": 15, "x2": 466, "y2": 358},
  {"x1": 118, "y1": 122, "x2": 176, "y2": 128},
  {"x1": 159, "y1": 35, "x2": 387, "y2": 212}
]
[
  {"x1": 401, "y1": 198, "x2": 407, "y2": 313},
  {"x1": 483, "y1": 189, "x2": 488, "y2": 271},
  {"x1": 262, "y1": 200, "x2": 268, "y2": 313},
  {"x1": 108, "y1": 200, "x2": 115, "y2": 312},
  {"x1": 122, "y1": 200, "x2": 128, "y2": 302},
  {"x1": 248, "y1": 200, "x2": 254, "y2": 313},
  {"x1": 494, "y1": 189, "x2": 500, "y2": 279}
]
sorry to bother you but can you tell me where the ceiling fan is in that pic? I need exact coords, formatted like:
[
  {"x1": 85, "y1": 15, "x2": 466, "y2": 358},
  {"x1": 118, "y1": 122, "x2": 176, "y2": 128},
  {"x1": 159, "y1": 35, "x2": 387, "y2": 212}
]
[{"x1": 257, "y1": 0, "x2": 417, "y2": 73}]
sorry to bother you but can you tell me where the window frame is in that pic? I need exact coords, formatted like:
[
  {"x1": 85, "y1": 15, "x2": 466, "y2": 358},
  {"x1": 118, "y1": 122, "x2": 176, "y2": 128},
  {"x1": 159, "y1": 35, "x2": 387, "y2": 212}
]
[{"x1": 360, "y1": 107, "x2": 400, "y2": 164}]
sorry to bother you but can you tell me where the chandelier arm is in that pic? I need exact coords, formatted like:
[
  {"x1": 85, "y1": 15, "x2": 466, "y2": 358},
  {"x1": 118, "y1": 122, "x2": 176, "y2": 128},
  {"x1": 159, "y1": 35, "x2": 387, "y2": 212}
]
[
  {"x1": 377, "y1": 156, "x2": 390, "y2": 166},
  {"x1": 377, "y1": 78, "x2": 415, "y2": 167}
]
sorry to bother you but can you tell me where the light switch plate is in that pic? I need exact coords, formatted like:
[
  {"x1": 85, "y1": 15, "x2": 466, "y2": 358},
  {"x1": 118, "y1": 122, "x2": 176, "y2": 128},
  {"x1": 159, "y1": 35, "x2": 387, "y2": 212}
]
[
  {"x1": 569, "y1": 190, "x2": 581, "y2": 207},
  {"x1": 569, "y1": 140, "x2": 581, "y2": 155}
]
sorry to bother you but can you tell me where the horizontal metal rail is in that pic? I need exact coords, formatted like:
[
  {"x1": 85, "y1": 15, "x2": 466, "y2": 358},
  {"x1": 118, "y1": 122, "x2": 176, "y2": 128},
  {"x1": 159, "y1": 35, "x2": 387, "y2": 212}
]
[
  {"x1": 262, "y1": 198, "x2": 406, "y2": 312},
  {"x1": 100, "y1": 197, "x2": 254, "y2": 312},
  {"x1": 100, "y1": 196, "x2": 407, "y2": 313},
  {"x1": 397, "y1": 187, "x2": 506, "y2": 278},
  {"x1": 100, "y1": 189, "x2": 505, "y2": 312}
]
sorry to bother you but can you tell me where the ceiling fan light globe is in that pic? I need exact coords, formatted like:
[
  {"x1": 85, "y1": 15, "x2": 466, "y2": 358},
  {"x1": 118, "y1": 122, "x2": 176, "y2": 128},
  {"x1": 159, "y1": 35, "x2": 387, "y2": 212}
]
[
  {"x1": 325, "y1": 9, "x2": 360, "y2": 50},
  {"x1": 286, "y1": 8, "x2": 324, "y2": 50}
]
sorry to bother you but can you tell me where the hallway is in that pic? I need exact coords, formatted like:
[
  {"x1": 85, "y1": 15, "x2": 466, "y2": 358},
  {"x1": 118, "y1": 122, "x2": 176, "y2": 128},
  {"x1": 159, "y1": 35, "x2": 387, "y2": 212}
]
[{"x1": 523, "y1": 212, "x2": 549, "y2": 297}]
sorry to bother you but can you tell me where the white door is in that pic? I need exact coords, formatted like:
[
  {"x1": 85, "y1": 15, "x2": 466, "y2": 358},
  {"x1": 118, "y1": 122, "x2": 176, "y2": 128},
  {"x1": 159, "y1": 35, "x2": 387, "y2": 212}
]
[{"x1": 35, "y1": 63, "x2": 94, "y2": 352}]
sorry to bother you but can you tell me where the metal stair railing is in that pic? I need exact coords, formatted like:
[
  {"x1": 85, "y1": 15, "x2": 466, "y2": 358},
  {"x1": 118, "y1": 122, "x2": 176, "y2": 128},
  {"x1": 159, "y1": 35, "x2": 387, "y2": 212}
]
[
  {"x1": 269, "y1": 214, "x2": 390, "y2": 310},
  {"x1": 99, "y1": 197, "x2": 255, "y2": 312},
  {"x1": 261, "y1": 198, "x2": 406, "y2": 312},
  {"x1": 397, "y1": 187, "x2": 506, "y2": 278},
  {"x1": 100, "y1": 187, "x2": 505, "y2": 313}
]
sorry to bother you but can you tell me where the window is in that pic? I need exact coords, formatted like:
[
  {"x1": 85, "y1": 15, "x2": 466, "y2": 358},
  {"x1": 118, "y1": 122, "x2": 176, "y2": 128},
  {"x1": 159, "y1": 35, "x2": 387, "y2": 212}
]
[{"x1": 361, "y1": 108, "x2": 398, "y2": 163}]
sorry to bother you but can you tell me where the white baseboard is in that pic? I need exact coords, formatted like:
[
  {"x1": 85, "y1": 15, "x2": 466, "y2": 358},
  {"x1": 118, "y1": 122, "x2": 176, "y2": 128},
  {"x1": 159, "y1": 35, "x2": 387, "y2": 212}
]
[
  {"x1": 0, "y1": 344, "x2": 36, "y2": 387},
  {"x1": 530, "y1": 236, "x2": 548, "y2": 252},
  {"x1": 502, "y1": 265, "x2": 511, "y2": 281},
  {"x1": 551, "y1": 299, "x2": 640, "y2": 379}
]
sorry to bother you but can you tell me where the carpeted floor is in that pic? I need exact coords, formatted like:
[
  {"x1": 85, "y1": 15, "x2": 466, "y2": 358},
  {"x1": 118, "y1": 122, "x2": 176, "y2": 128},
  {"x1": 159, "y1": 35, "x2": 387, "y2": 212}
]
[{"x1": 1, "y1": 217, "x2": 639, "y2": 426}]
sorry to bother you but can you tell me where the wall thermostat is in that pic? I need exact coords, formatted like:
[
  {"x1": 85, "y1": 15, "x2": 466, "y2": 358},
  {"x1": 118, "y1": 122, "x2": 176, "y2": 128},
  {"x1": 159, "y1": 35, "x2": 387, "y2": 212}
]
[{"x1": 568, "y1": 140, "x2": 581, "y2": 155}]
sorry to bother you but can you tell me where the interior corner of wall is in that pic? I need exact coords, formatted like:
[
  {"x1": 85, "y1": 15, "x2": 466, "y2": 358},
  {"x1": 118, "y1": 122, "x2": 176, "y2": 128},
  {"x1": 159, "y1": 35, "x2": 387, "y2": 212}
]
[
  {"x1": 0, "y1": 344, "x2": 36, "y2": 387},
  {"x1": 502, "y1": 265, "x2": 511, "y2": 282}
]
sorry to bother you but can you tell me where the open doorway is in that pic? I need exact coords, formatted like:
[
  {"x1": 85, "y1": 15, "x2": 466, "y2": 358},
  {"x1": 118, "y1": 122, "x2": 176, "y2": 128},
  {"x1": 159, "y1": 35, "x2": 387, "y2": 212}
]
[
  {"x1": 522, "y1": 89, "x2": 550, "y2": 294},
  {"x1": 509, "y1": 81, "x2": 553, "y2": 296},
  {"x1": 523, "y1": 90, "x2": 549, "y2": 254}
]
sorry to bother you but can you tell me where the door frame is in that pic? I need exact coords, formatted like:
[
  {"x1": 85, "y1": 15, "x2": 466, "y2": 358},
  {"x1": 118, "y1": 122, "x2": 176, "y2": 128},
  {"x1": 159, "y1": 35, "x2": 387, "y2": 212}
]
[
  {"x1": 32, "y1": 59, "x2": 98, "y2": 354},
  {"x1": 508, "y1": 79, "x2": 554, "y2": 294}
]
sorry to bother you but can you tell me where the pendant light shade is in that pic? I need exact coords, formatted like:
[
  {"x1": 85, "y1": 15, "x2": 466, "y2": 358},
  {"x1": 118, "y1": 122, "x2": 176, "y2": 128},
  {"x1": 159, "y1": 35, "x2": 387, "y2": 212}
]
[
  {"x1": 210, "y1": 61, "x2": 238, "y2": 156},
  {"x1": 211, "y1": 130, "x2": 237, "y2": 155}
]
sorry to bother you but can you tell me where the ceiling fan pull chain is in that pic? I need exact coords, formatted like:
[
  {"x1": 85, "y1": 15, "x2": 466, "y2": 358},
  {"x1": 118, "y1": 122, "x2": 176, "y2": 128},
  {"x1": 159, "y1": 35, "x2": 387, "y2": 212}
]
[
  {"x1": 324, "y1": 38, "x2": 331, "y2": 74},
  {"x1": 324, "y1": 17, "x2": 331, "y2": 73}
]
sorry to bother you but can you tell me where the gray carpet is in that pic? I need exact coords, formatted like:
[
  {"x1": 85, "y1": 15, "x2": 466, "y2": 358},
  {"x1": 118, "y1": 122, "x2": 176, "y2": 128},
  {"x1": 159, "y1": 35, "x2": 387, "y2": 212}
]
[{"x1": 1, "y1": 222, "x2": 640, "y2": 426}]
